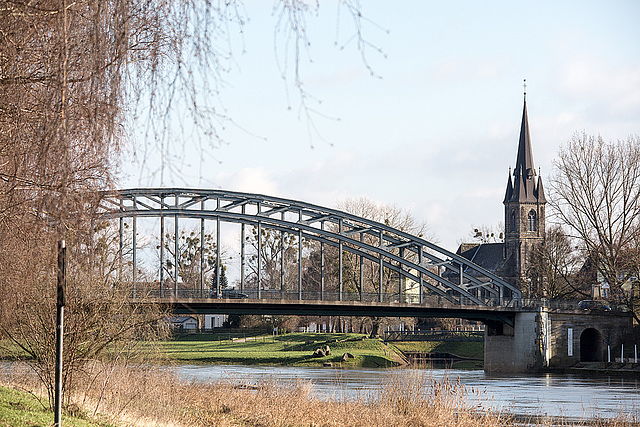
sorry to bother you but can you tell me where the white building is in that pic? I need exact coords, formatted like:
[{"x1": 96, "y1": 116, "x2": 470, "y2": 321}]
[{"x1": 205, "y1": 314, "x2": 228, "y2": 329}]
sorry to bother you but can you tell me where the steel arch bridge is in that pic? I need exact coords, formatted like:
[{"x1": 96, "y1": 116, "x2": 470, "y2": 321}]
[{"x1": 98, "y1": 188, "x2": 521, "y2": 307}]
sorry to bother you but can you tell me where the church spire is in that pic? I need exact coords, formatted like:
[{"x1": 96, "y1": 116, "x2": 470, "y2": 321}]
[
  {"x1": 501, "y1": 84, "x2": 546, "y2": 289},
  {"x1": 536, "y1": 172, "x2": 547, "y2": 204},
  {"x1": 503, "y1": 168, "x2": 513, "y2": 203},
  {"x1": 515, "y1": 95, "x2": 535, "y2": 180},
  {"x1": 511, "y1": 91, "x2": 537, "y2": 202}
]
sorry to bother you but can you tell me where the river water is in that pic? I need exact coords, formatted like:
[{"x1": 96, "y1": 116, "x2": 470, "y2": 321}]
[{"x1": 176, "y1": 364, "x2": 640, "y2": 421}]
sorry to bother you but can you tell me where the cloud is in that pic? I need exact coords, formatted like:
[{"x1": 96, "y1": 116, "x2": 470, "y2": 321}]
[
  {"x1": 216, "y1": 167, "x2": 280, "y2": 196},
  {"x1": 560, "y1": 57, "x2": 640, "y2": 118}
]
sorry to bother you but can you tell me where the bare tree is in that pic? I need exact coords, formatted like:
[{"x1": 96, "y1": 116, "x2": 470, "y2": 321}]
[
  {"x1": 0, "y1": 0, "x2": 376, "y2": 410},
  {"x1": 460, "y1": 223, "x2": 504, "y2": 244},
  {"x1": 548, "y1": 133, "x2": 640, "y2": 311},
  {"x1": 0, "y1": 227, "x2": 167, "y2": 409},
  {"x1": 245, "y1": 226, "x2": 307, "y2": 293},
  {"x1": 311, "y1": 197, "x2": 433, "y2": 336},
  {"x1": 527, "y1": 225, "x2": 586, "y2": 299},
  {"x1": 160, "y1": 228, "x2": 225, "y2": 293},
  {"x1": 333, "y1": 197, "x2": 434, "y2": 299}
]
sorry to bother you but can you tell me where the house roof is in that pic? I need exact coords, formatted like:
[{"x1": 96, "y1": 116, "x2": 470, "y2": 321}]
[{"x1": 167, "y1": 316, "x2": 197, "y2": 324}]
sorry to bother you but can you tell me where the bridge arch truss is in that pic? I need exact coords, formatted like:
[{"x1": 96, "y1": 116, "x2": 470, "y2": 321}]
[{"x1": 99, "y1": 188, "x2": 521, "y2": 307}]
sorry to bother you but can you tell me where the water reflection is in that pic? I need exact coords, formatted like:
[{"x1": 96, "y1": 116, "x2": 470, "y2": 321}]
[{"x1": 176, "y1": 364, "x2": 640, "y2": 420}]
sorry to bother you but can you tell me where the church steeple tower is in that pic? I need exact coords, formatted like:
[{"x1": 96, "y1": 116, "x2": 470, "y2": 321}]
[{"x1": 502, "y1": 87, "x2": 546, "y2": 288}]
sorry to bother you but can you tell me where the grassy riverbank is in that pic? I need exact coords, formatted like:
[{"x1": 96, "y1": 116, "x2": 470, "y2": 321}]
[
  {"x1": 0, "y1": 385, "x2": 114, "y2": 427},
  {"x1": 4, "y1": 366, "x2": 638, "y2": 427},
  {"x1": 154, "y1": 332, "x2": 407, "y2": 367},
  {"x1": 2, "y1": 333, "x2": 483, "y2": 368}
]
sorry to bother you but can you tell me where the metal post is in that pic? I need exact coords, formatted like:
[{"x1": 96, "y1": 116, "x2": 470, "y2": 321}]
[
  {"x1": 281, "y1": 212, "x2": 285, "y2": 298},
  {"x1": 240, "y1": 213, "x2": 245, "y2": 293},
  {"x1": 160, "y1": 198, "x2": 164, "y2": 298},
  {"x1": 257, "y1": 201, "x2": 262, "y2": 299},
  {"x1": 379, "y1": 230, "x2": 384, "y2": 303},
  {"x1": 132, "y1": 208, "x2": 136, "y2": 297},
  {"x1": 320, "y1": 222, "x2": 325, "y2": 301},
  {"x1": 399, "y1": 247, "x2": 404, "y2": 303},
  {"x1": 298, "y1": 226, "x2": 303, "y2": 300},
  {"x1": 418, "y1": 247, "x2": 423, "y2": 304},
  {"x1": 118, "y1": 203, "x2": 123, "y2": 282},
  {"x1": 359, "y1": 233, "x2": 364, "y2": 302},
  {"x1": 257, "y1": 221, "x2": 262, "y2": 299},
  {"x1": 338, "y1": 219, "x2": 343, "y2": 301},
  {"x1": 200, "y1": 201, "x2": 205, "y2": 298},
  {"x1": 55, "y1": 240, "x2": 66, "y2": 427},
  {"x1": 174, "y1": 195, "x2": 179, "y2": 298},
  {"x1": 216, "y1": 209, "x2": 221, "y2": 295}
]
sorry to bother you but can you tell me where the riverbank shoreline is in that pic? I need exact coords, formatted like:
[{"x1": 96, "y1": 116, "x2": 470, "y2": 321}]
[
  {"x1": 3, "y1": 365, "x2": 639, "y2": 427},
  {"x1": 153, "y1": 332, "x2": 411, "y2": 368},
  {"x1": 547, "y1": 361, "x2": 640, "y2": 378}
]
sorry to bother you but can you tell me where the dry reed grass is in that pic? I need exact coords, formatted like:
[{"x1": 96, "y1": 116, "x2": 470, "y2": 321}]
[{"x1": 3, "y1": 363, "x2": 639, "y2": 427}]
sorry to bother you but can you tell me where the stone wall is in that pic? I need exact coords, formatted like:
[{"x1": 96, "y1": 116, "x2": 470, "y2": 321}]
[
  {"x1": 547, "y1": 311, "x2": 630, "y2": 366},
  {"x1": 484, "y1": 309, "x2": 632, "y2": 373}
]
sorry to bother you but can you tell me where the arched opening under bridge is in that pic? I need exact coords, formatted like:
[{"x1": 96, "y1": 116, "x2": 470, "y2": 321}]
[{"x1": 580, "y1": 328, "x2": 603, "y2": 362}]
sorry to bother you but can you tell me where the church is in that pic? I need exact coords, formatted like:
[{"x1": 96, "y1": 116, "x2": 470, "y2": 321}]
[{"x1": 456, "y1": 92, "x2": 546, "y2": 290}]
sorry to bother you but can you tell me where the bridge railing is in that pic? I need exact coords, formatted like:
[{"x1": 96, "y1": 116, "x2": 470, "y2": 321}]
[
  {"x1": 133, "y1": 286, "x2": 522, "y2": 307},
  {"x1": 519, "y1": 298, "x2": 631, "y2": 313},
  {"x1": 130, "y1": 285, "x2": 630, "y2": 313},
  {"x1": 384, "y1": 329, "x2": 485, "y2": 342}
]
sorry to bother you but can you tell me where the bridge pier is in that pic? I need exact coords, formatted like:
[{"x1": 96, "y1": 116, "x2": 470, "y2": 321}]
[
  {"x1": 484, "y1": 309, "x2": 549, "y2": 373},
  {"x1": 484, "y1": 308, "x2": 632, "y2": 373}
]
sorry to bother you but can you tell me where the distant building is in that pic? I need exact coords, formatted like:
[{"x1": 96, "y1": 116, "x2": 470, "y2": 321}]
[
  {"x1": 456, "y1": 93, "x2": 546, "y2": 290},
  {"x1": 167, "y1": 316, "x2": 199, "y2": 330},
  {"x1": 205, "y1": 314, "x2": 228, "y2": 329}
]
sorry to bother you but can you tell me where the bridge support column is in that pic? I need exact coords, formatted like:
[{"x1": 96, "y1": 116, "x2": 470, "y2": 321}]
[{"x1": 484, "y1": 309, "x2": 549, "y2": 373}]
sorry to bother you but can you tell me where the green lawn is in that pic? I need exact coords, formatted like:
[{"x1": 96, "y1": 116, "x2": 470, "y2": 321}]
[
  {"x1": 0, "y1": 385, "x2": 115, "y2": 427},
  {"x1": 0, "y1": 340, "x2": 29, "y2": 361},
  {"x1": 152, "y1": 332, "x2": 405, "y2": 368}
]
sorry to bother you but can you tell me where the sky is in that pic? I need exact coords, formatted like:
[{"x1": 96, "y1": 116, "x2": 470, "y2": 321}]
[{"x1": 120, "y1": 0, "x2": 640, "y2": 253}]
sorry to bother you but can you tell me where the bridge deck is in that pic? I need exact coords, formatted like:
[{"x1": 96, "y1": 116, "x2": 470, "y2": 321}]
[{"x1": 151, "y1": 297, "x2": 521, "y2": 325}]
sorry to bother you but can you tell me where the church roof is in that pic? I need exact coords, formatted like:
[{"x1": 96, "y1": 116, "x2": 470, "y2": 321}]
[
  {"x1": 456, "y1": 242, "x2": 505, "y2": 275},
  {"x1": 504, "y1": 95, "x2": 545, "y2": 204}
]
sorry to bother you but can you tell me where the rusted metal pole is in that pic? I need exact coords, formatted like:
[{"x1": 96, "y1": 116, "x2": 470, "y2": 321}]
[{"x1": 55, "y1": 239, "x2": 66, "y2": 426}]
